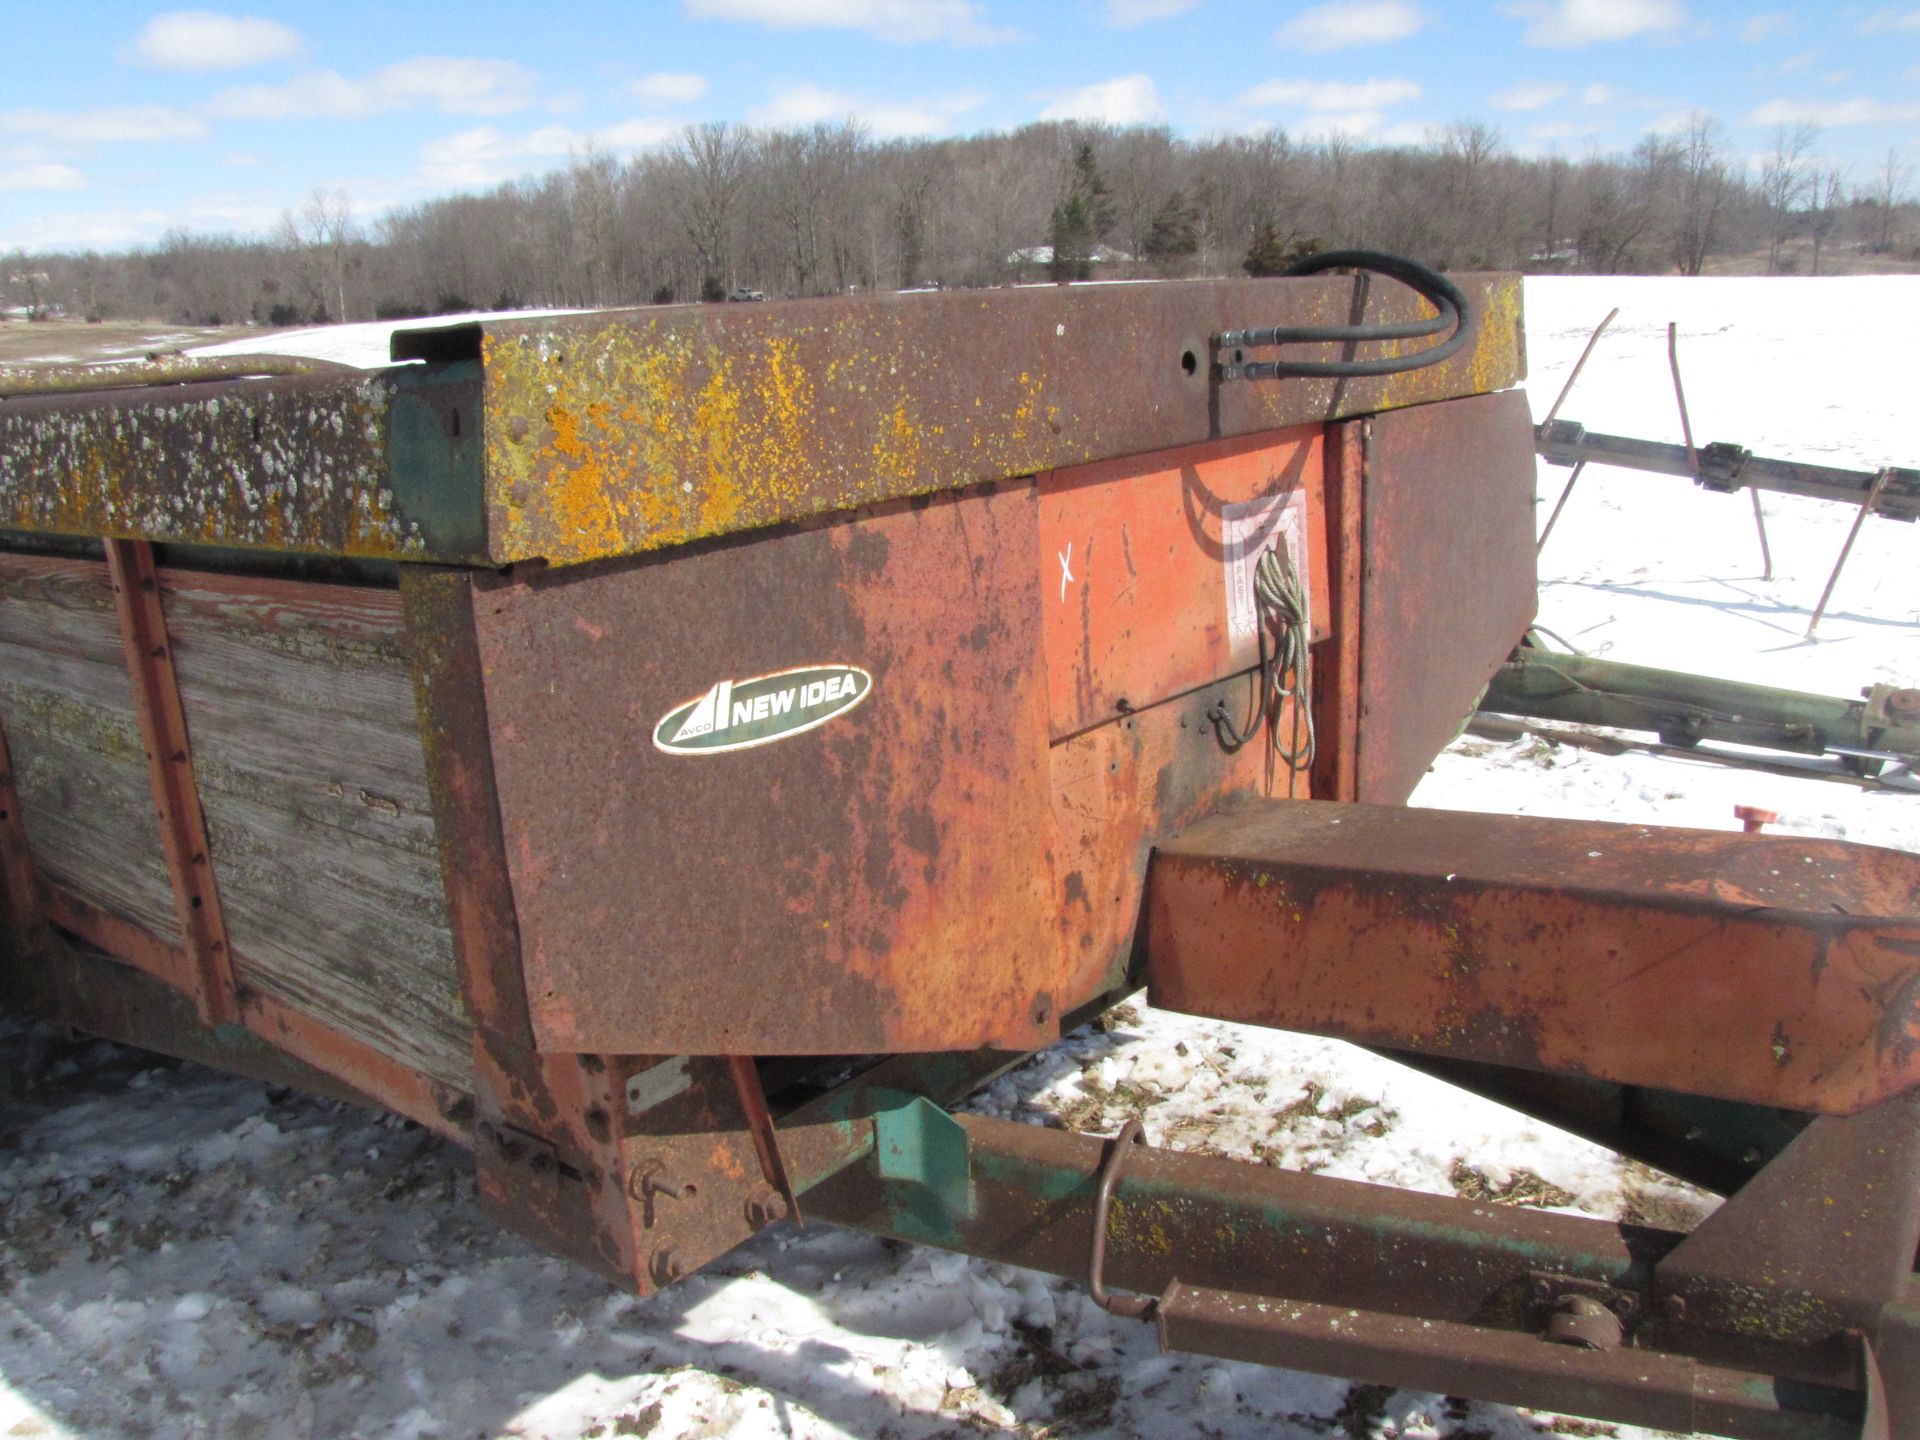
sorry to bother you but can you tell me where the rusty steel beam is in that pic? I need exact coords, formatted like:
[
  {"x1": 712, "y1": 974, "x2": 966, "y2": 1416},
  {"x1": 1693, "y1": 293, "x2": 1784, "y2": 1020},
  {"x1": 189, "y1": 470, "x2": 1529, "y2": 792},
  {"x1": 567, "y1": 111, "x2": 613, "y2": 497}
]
[
  {"x1": 1, "y1": 912, "x2": 468, "y2": 1141},
  {"x1": 411, "y1": 273, "x2": 1524, "y2": 567},
  {"x1": 804, "y1": 1109, "x2": 1881, "y2": 1436},
  {"x1": 103, "y1": 537, "x2": 239, "y2": 1027},
  {"x1": 0, "y1": 368, "x2": 484, "y2": 563},
  {"x1": 1145, "y1": 800, "x2": 1920, "y2": 1114},
  {"x1": 41, "y1": 881, "x2": 194, "y2": 991},
  {"x1": 1155, "y1": 1286, "x2": 1854, "y2": 1440},
  {"x1": 2, "y1": 278, "x2": 1523, "y2": 569}
]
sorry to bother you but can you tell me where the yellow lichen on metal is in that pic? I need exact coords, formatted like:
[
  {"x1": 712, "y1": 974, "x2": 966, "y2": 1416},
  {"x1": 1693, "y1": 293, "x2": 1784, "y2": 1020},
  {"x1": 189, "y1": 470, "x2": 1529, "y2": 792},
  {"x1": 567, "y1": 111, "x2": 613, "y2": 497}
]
[
  {"x1": 481, "y1": 312, "x2": 1071, "y2": 567},
  {"x1": 0, "y1": 380, "x2": 426, "y2": 559}
]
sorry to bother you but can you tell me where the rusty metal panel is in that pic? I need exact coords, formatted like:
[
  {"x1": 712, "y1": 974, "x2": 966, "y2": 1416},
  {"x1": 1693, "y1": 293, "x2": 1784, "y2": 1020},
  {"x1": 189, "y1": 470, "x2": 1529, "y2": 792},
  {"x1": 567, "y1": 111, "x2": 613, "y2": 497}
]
[
  {"x1": 1038, "y1": 426, "x2": 1327, "y2": 742},
  {"x1": 471, "y1": 482, "x2": 1059, "y2": 1056},
  {"x1": 451, "y1": 273, "x2": 1523, "y2": 566},
  {"x1": 1356, "y1": 389, "x2": 1537, "y2": 803},
  {"x1": 1050, "y1": 676, "x2": 1273, "y2": 1005},
  {"x1": 1146, "y1": 800, "x2": 1920, "y2": 1114}
]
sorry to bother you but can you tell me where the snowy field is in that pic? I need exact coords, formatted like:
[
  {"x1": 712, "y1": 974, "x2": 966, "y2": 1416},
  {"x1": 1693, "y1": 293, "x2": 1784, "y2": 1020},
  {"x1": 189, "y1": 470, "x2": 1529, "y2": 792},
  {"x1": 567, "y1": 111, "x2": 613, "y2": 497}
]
[{"x1": 3, "y1": 275, "x2": 1917, "y2": 1439}]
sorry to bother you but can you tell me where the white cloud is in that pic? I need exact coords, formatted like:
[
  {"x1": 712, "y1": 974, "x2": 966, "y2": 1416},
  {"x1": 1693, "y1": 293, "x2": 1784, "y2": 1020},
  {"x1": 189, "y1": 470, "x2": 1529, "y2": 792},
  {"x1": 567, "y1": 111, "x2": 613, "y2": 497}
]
[
  {"x1": 1104, "y1": 0, "x2": 1199, "y2": 24},
  {"x1": 1276, "y1": 0, "x2": 1425, "y2": 51},
  {"x1": 1749, "y1": 96, "x2": 1920, "y2": 126},
  {"x1": 0, "y1": 162, "x2": 87, "y2": 191},
  {"x1": 0, "y1": 106, "x2": 209, "y2": 145},
  {"x1": 1860, "y1": 8, "x2": 1920, "y2": 32},
  {"x1": 1038, "y1": 74, "x2": 1164, "y2": 125},
  {"x1": 130, "y1": 10, "x2": 302, "y2": 71},
  {"x1": 1510, "y1": 0, "x2": 1687, "y2": 47},
  {"x1": 629, "y1": 72, "x2": 708, "y2": 105},
  {"x1": 210, "y1": 58, "x2": 538, "y2": 120},
  {"x1": 1737, "y1": 11, "x2": 1796, "y2": 41},
  {"x1": 0, "y1": 207, "x2": 175, "y2": 251},
  {"x1": 683, "y1": 0, "x2": 1016, "y2": 43},
  {"x1": 1491, "y1": 81, "x2": 1568, "y2": 109},
  {"x1": 1240, "y1": 77, "x2": 1421, "y2": 110},
  {"x1": 1773, "y1": 50, "x2": 1818, "y2": 75},
  {"x1": 753, "y1": 81, "x2": 988, "y2": 137},
  {"x1": 419, "y1": 118, "x2": 679, "y2": 189},
  {"x1": 1581, "y1": 83, "x2": 1616, "y2": 104}
]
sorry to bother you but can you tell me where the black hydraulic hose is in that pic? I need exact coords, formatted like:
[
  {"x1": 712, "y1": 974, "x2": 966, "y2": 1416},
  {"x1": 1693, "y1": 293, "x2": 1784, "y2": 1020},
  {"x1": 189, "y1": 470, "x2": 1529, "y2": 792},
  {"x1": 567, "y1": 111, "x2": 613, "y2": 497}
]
[{"x1": 1215, "y1": 249, "x2": 1474, "y2": 380}]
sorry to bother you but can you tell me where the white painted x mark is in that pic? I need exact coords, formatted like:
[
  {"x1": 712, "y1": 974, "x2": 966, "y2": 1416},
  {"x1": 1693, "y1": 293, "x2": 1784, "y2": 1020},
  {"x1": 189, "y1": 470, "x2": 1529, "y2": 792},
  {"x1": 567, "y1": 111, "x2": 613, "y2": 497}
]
[{"x1": 1058, "y1": 542, "x2": 1075, "y2": 602}]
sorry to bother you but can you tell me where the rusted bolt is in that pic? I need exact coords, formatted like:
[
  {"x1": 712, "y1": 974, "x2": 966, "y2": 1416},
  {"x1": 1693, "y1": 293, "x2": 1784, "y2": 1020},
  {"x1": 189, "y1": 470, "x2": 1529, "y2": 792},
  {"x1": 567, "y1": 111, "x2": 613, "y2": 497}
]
[
  {"x1": 648, "y1": 1247, "x2": 689, "y2": 1287},
  {"x1": 745, "y1": 1189, "x2": 790, "y2": 1228},
  {"x1": 1530, "y1": 1276, "x2": 1554, "y2": 1300},
  {"x1": 1663, "y1": 1294, "x2": 1688, "y2": 1321},
  {"x1": 1545, "y1": 1294, "x2": 1622, "y2": 1350},
  {"x1": 1734, "y1": 805, "x2": 1779, "y2": 833}
]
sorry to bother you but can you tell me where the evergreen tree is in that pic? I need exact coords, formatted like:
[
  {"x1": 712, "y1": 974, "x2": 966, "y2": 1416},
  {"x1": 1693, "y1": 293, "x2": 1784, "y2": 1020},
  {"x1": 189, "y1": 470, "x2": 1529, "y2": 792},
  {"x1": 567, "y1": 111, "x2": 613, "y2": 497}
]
[{"x1": 1049, "y1": 141, "x2": 1116, "y2": 283}]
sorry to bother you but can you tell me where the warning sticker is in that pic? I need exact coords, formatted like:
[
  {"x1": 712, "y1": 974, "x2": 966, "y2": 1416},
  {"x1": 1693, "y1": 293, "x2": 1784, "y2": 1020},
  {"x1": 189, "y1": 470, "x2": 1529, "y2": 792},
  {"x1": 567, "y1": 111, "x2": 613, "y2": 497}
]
[{"x1": 1221, "y1": 491, "x2": 1309, "y2": 649}]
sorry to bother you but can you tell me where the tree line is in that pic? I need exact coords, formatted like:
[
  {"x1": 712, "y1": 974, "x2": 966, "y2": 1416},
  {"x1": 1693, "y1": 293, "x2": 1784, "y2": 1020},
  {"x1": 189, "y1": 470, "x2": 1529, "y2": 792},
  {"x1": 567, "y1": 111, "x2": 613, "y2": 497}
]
[{"x1": 3, "y1": 117, "x2": 1913, "y2": 329}]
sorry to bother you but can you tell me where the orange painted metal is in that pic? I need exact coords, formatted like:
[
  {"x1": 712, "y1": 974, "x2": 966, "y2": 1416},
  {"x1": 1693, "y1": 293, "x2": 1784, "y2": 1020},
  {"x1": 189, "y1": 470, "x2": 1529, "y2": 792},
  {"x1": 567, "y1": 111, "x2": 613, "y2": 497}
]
[
  {"x1": 470, "y1": 481, "x2": 1060, "y2": 1057},
  {"x1": 41, "y1": 881, "x2": 193, "y2": 989},
  {"x1": 35, "y1": 878, "x2": 464, "y2": 1141},
  {"x1": 102, "y1": 537, "x2": 238, "y2": 1026},
  {"x1": 1050, "y1": 676, "x2": 1272, "y2": 1005},
  {"x1": 239, "y1": 987, "x2": 467, "y2": 1142},
  {"x1": 1038, "y1": 427, "x2": 1328, "y2": 743},
  {"x1": 1147, "y1": 801, "x2": 1920, "y2": 1115}
]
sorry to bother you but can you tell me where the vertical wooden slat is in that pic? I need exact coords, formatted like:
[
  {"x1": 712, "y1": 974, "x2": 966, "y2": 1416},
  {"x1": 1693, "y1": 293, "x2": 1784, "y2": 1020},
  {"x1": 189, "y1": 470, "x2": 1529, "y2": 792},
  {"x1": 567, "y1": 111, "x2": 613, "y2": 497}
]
[
  {"x1": 103, "y1": 538, "x2": 239, "y2": 1026},
  {"x1": 0, "y1": 714, "x2": 50, "y2": 960}
]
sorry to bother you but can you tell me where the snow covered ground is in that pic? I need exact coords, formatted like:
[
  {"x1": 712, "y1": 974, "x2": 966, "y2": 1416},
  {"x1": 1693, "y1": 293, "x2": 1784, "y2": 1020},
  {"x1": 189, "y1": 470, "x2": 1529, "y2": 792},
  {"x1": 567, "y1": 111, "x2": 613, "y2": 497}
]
[{"x1": 3, "y1": 275, "x2": 1916, "y2": 1439}]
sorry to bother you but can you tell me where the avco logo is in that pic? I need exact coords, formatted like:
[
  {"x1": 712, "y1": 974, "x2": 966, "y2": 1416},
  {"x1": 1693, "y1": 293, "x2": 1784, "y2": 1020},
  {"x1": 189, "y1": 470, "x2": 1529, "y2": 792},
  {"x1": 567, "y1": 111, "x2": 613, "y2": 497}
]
[{"x1": 653, "y1": 665, "x2": 873, "y2": 755}]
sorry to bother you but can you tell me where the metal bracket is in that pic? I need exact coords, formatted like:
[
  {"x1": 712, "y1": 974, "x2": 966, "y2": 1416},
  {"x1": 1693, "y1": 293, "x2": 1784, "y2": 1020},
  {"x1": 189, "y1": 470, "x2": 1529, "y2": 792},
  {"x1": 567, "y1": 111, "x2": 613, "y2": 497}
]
[
  {"x1": 103, "y1": 538, "x2": 238, "y2": 1026},
  {"x1": 1696, "y1": 441, "x2": 1751, "y2": 493},
  {"x1": 871, "y1": 1091, "x2": 972, "y2": 1219},
  {"x1": 1088, "y1": 1116, "x2": 1156, "y2": 1320}
]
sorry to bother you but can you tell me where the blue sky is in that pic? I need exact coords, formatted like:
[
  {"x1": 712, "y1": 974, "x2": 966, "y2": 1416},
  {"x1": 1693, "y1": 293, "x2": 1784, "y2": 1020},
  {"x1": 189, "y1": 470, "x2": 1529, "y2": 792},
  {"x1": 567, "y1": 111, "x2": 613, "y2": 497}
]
[{"x1": 3, "y1": 0, "x2": 1917, "y2": 253}]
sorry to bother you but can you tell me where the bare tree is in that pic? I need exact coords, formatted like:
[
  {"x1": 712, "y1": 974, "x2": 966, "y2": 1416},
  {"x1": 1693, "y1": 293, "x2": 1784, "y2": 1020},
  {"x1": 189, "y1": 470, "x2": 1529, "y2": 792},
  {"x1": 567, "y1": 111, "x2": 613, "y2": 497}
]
[
  {"x1": 1760, "y1": 124, "x2": 1817, "y2": 275},
  {"x1": 291, "y1": 189, "x2": 356, "y2": 322},
  {"x1": 1668, "y1": 115, "x2": 1731, "y2": 276},
  {"x1": 666, "y1": 122, "x2": 751, "y2": 300},
  {"x1": 1869, "y1": 148, "x2": 1909, "y2": 253},
  {"x1": 1807, "y1": 166, "x2": 1846, "y2": 275}
]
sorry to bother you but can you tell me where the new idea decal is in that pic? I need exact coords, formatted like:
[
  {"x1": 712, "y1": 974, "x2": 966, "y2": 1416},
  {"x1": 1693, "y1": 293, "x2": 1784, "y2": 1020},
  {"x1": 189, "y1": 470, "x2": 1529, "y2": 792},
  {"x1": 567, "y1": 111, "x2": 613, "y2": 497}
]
[{"x1": 653, "y1": 664, "x2": 873, "y2": 755}]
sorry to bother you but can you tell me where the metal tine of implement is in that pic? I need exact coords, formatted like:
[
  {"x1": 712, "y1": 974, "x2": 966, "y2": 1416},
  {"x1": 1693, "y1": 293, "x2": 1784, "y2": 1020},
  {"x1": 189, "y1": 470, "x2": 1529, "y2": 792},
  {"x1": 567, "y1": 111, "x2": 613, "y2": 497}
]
[
  {"x1": 1668, "y1": 320, "x2": 1771, "y2": 580},
  {"x1": 1808, "y1": 466, "x2": 1896, "y2": 638},
  {"x1": 1535, "y1": 306, "x2": 1616, "y2": 556}
]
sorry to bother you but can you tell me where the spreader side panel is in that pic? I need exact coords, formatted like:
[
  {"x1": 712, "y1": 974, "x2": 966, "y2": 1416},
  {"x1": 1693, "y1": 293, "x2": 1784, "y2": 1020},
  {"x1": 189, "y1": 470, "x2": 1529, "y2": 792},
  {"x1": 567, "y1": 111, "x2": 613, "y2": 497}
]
[
  {"x1": 474, "y1": 482, "x2": 1061, "y2": 1056},
  {"x1": 1355, "y1": 390, "x2": 1538, "y2": 804}
]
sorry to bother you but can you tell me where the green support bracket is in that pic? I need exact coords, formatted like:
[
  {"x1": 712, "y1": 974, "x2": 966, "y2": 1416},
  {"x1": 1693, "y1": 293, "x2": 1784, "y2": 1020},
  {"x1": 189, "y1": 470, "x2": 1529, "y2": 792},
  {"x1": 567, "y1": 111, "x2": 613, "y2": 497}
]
[{"x1": 869, "y1": 1090, "x2": 973, "y2": 1221}]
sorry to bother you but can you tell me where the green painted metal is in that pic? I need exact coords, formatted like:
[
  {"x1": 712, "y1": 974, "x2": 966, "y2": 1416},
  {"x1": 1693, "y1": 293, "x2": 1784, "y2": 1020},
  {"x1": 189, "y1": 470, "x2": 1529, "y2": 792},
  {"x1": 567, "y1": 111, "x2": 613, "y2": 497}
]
[
  {"x1": 870, "y1": 1091, "x2": 973, "y2": 1220},
  {"x1": 1482, "y1": 646, "x2": 1920, "y2": 765}
]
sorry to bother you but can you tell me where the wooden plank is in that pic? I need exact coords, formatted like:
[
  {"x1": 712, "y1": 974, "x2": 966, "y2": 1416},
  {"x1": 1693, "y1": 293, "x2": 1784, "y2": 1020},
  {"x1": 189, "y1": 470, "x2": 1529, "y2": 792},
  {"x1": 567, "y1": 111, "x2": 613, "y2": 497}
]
[
  {"x1": 159, "y1": 567, "x2": 469, "y2": 1090},
  {"x1": 0, "y1": 553, "x2": 179, "y2": 941}
]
